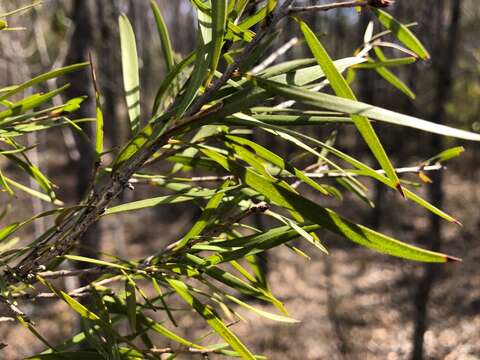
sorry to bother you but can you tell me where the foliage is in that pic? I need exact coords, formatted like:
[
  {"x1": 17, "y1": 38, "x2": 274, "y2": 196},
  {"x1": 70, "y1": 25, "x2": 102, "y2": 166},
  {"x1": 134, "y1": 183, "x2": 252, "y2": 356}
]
[{"x1": 0, "y1": 1, "x2": 479, "y2": 358}]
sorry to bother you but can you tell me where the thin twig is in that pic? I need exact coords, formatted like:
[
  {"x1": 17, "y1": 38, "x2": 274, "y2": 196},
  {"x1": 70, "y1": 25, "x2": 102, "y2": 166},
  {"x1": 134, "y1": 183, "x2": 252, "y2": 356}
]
[
  {"x1": 133, "y1": 164, "x2": 443, "y2": 184},
  {"x1": 288, "y1": 0, "x2": 368, "y2": 14},
  {"x1": 252, "y1": 37, "x2": 299, "y2": 74},
  {"x1": 37, "y1": 267, "x2": 104, "y2": 279},
  {"x1": 288, "y1": 0, "x2": 393, "y2": 15},
  {"x1": 0, "y1": 317, "x2": 15, "y2": 323}
]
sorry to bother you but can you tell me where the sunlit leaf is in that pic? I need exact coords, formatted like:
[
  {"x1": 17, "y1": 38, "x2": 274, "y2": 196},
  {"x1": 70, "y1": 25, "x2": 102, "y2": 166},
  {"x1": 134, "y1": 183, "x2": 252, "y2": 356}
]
[{"x1": 119, "y1": 14, "x2": 141, "y2": 135}]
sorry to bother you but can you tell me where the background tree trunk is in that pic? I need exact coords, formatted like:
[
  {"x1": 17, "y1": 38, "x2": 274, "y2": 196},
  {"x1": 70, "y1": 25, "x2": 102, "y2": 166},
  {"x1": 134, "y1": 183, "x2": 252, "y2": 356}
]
[
  {"x1": 411, "y1": 1, "x2": 463, "y2": 359},
  {"x1": 63, "y1": 0, "x2": 100, "y2": 285}
]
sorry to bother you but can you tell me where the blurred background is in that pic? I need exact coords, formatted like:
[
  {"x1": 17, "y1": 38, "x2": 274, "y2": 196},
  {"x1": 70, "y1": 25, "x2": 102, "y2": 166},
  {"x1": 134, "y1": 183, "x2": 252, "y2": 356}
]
[{"x1": 0, "y1": 0, "x2": 479, "y2": 359}]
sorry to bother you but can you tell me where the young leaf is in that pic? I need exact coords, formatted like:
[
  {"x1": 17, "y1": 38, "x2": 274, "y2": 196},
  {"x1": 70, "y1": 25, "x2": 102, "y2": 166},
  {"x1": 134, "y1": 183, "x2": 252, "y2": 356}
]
[
  {"x1": 89, "y1": 54, "x2": 104, "y2": 157},
  {"x1": 150, "y1": 0, "x2": 175, "y2": 72},
  {"x1": 124, "y1": 279, "x2": 137, "y2": 332},
  {"x1": 371, "y1": 8, "x2": 430, "y2": 60},
  {"x1": 373, "y1": 47, "x2": 415, "y2": 99},
  {"x1": 119, "y1": 14, "x2": 141, "y2": 135},
  {"x1": 206, "y1": 0, "x2": 228, "y2": 85}
]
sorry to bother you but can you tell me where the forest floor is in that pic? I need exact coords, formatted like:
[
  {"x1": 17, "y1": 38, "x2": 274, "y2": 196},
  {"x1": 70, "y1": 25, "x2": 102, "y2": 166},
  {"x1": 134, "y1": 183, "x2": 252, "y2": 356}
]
[{"x1": 1, "y1": 165, "x2": 479, "y2": 360}]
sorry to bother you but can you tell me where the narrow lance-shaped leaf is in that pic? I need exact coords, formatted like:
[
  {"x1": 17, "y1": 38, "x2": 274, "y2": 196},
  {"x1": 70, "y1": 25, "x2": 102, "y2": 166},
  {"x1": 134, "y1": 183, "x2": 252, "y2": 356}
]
[
  {"x1": 151, "y1": 51, "x2": 196, "y2": 116},
  {"x1": 0, "y1": 63, "x2": 89, "y2": 102},
  {"x1": 0, "y1": 168, "x2": 14, "y2": 196},
  {"x1": 238, "y1": 0, "x2": 277, "y2": 30},
  {"x1": 64, "y1": 254, "x2": 130, "y2": 270},
  {"x1": 166, "y1": 278, "x2": 256, "y2": 360},
  {"x1": 225, "y1": 134, "x2": 330, "y2": 196},
  {"x1": 150, "y1": 0, "x2": 175, "y2": 72},
  {"x1": 104, "y1": 186, "x2": 235, "y2": 215},
  {"x1": 89, "y1": 54, "x2": 104, "y2": 157},
  {"x1": 426, "y1": 146, "x2": 464, "y2": 164},
  {"x1": 119, "y1": 14, "x2": 141, "y2": 135},
  {"x1": 3, "y1": 176, "x2": 64, "y2": 206},
  {"x1": 296, "y1": 18, "x2": 403, "y2": 194},
  {"x1": 173, "y1": 180, "x2": 229, "y2": 251},
  {"x1": 37, "y1": 277, "x2": 101, "y2": 321},
  {"x1": 252, "y1": 76, "x2": 480, "y2": 142},
  {"x1": 0, "y1": 1, "x2": 41, "y2": 18},
  {"x1": 373, "y1": 47, "x2": 415, "y2": 99},
  {"x1": 232, "y1": 115, "x2": 460, "y2": 224},
  {"x1": 4, "y1": 153, "x2": 56, "y2": 200},
  {"x1": 225, "y1": 294, "x2": 299, "y2": 323},
  {"x1": 201, "y1": 148, "x2": 460, "y2": 263},
  {"x1": 174, "y1": 32, "x2": 209, "y2": 117},
  {"x1": 124, "y1": 277, "x2": 137, "y2": 332},
  {"x1": 206, "y1": 0, "x2": 228, "y2": 86},
  {"x1": 371, "y1": 8, "x2": 430, "y2": 60}
]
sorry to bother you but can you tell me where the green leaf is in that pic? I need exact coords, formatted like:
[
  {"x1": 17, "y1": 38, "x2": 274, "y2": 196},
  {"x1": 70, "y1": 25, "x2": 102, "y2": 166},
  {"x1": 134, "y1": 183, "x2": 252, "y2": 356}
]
[
  {"x1": 426, "y1": 146, "x2": 464, "y2": 164},
  {"x1": 225, "y1": 134, "x2": 330, "y2": 196},
  {"x1": 0, "y1": 85, "x2": 70, "y2": 121},
  {"x1": 296, "y1": 18, "x2": 402, "y2": 192},
  {"x1": 174, "y1": 33, "x2": 209, "y2": 117},
  {"x1": 3, "y1": 176, "x2": 63, "y2": 206},
  {"x1": 39, "y1": 275, "x2": 101, "y2": 320},
  {"x1": 5, "y1": 153, "x2": 56, "y2": 200},
  {"x1": 151, "y1": 51, "x2": 196, "y2": 116},
  {"x1": 265, "y1": 209, "x2": 328, "y2": 254},
  {"x1": 142, "y1": 316, "x2": 206, "y2": 349},
  {"x1": 125, "y1": 279, "x2": 137, "y2": 332},
  {"x1": 238, "y1": 0, "x2": 277, "y2": 30},
  {"x1": 26, "y1": 352, "x2": 105, "y2": 360},
  {"x1": 0, "y1": 168, "x2": 14, "y2": 195},
  {"x1": 373, "y1": 47, "x2": 415, "y2": 99},
  {"x1": 166, "y1": 278, "x2": 256, "y2": 360},
  {"x1": 150, "y1": 0, "x2": 175, "y2": 72},
  {"x1": 89, "y1": 58, "x2": 104, "y2": 157},
  {"x1": 225, "y1": 294, "x2": 299, "y2": 323},
  {"x1": 269, "y1": 57, "x2": 366, "y2": 87},
  {"x1": 375, "y1": 66, "x2": 415, "y2": 99},
  {"x1": 226, "y1": 114, "x2": 352, "y2": 125},
  {"x1": 64, "y1": 254, "x2": 130, "y2": 270},
  {"x1": 372, "y1": 8, "x2": 430, "y2": 60},
  {"x1": 173, "y1": 180, "x2": 229, "y2": 251},
  {"x1": 232, "y1": 116, "x2": 459, "y2": 224},
  {"x1": 0, "y1": 63, "x2": 89, "y2": 102},
  {"x1": 354, "y1": 57, "x2": 417, "y2": 68},
  {"x1": 0, "y1": 1, "x2": 41, "y2": 18},
  {"x1": 201, "y1": 148, "x2": 459, "y2": 263},
  {"x1": 104, "y1": 187, "x2": 231, "y2": 215},
  {"x1": 252, "y1": 76, "x2": 480, "y2": 141},
  {"x1": 111, "y1": 122, "x2": 153, "y2": 173},
  {"x1": 206, "y1": 0, "x2": 228, "y2": 85},
  {"x1": 119, "y1": 14, "x2": 141, "y2": 135}
]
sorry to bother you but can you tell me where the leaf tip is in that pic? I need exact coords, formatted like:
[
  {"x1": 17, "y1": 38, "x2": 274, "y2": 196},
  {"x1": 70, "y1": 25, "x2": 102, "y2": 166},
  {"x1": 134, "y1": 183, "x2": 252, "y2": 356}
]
[
  {"x1": 452, "y1": 218, "x2": 463, "y2": 227},
  {"x1": 445, "y1": 254, "x2": 462, "y2": 263},
  {"x1": 395, "y1": 182, "x2": 406, "y2": 198}
]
